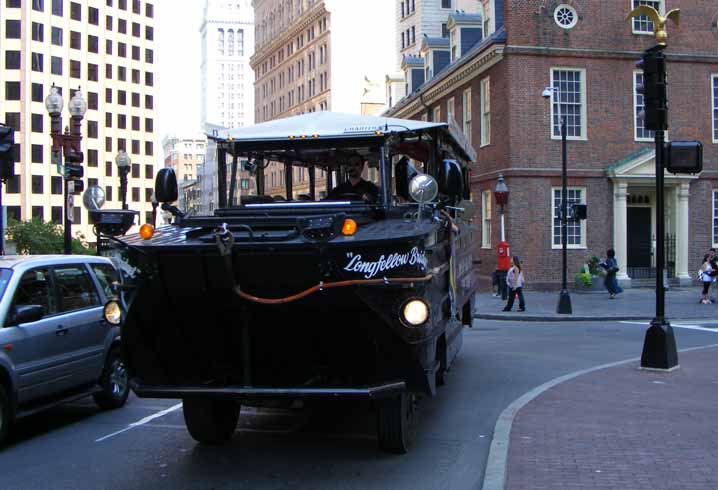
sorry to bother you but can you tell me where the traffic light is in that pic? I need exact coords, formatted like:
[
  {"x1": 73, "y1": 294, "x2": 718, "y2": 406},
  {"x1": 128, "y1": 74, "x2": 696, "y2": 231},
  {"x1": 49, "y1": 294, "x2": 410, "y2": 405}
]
[
  {"x1": 636, "y1": 49, "x2": 667, "y2": 131},
  {"x1": 0, "y1": 125, "x2": 16, "y2": 179},
  {"x1": 571, "y1": 204, "x2": 587, "y2": 221},
  {"x1": 65, "y1": 164, "x2": 85, "y2": 194}
]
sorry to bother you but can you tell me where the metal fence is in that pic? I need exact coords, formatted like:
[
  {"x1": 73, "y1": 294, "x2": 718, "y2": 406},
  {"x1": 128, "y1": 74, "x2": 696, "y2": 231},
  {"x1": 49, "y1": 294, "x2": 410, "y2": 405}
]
[{"x1": 627, "y1": 234, "x2": 675, "y2": 279}]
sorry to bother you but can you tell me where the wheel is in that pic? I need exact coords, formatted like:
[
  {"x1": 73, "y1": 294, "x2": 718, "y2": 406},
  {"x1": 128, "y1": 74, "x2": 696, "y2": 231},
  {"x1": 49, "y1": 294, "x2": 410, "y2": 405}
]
[
  {"x1": 182, "y1": 398, "x2": 239, "y2": 445},
  {"x1": 93, "y1": 348, "x2": 130, "y2": 410},
  {"x1": 0, "y1": 384, "x2": 13, "y2": 446},
  {"x1": 377, "y1": 393, "x2": 415, "y2": 454}
]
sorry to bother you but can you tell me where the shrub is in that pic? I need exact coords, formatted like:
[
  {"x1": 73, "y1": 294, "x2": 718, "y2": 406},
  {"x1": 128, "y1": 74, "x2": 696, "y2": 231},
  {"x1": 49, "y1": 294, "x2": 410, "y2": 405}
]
[{"x1": 6, "y1": 218, "x2": 89, "y2": 255}]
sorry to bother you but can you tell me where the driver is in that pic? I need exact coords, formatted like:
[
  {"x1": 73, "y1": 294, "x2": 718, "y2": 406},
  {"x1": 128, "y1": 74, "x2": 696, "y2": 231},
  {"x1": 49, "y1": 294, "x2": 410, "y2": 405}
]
[{"x1": 327, "y1": 153, "x2": 379, "y2": 202}]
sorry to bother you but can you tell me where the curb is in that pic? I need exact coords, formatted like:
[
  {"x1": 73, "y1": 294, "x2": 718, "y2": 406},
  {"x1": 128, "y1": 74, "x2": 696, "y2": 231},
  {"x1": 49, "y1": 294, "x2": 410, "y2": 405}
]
[
  {"x1": 479, "y1": 343, "x2": 718, "y2": 490},
  {"x1": 475, "y1": 314, "x2": 652, "y2": 322}
]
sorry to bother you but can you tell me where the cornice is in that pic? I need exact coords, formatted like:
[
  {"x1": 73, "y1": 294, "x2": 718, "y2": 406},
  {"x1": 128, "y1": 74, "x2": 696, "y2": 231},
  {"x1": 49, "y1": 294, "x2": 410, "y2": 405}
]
[
  {"x1": 391, "y1": 44, "x2": 504, "y2": 119},
  {"x1": 250, "y1": 4, "x2": 327, "y2": 69},
  {"x1": 505, "y1": 45, "x2": 718, "y2": 63}
]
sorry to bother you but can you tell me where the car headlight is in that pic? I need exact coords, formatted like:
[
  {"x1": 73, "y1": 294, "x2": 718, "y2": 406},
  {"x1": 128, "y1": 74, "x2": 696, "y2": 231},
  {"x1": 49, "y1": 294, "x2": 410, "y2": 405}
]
[
  {"x1": 103, "y1": 300, "x2": 123, "y2": 326},
  {"x1": 400, "y1": 298, "x2": 429, "y2": 327}
]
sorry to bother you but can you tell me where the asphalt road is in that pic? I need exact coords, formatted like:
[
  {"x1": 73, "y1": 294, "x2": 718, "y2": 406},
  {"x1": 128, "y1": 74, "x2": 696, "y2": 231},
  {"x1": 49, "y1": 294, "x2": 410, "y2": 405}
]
[{"x1": 1, "y1": 319, "x2": 716, "y2": 490}]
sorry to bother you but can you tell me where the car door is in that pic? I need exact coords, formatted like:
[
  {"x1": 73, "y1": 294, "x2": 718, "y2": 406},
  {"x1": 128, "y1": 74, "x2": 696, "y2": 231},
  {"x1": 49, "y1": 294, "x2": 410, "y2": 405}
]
[
  {"x1": 51, "y1": 264, "x2": 105, "y2": 387},
  {"x1": 3, "y1": 267, "x2": 67, "y2": 404}
]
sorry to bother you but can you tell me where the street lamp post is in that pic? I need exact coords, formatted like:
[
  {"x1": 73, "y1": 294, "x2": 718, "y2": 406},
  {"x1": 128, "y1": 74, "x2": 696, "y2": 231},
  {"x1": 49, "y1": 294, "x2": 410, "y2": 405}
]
[
  {"x1": 494, "y1": 175, "x2": 510, "y2": 300},
  {"x1": 115, "y1": 150, "x2": 131, "y2": 210},
  {"x1": 543, "y1": 86, "x2": 573, "y2": 314},
  {"x1": 45, "y1": 84, "x2": 87, "y2": 255}
]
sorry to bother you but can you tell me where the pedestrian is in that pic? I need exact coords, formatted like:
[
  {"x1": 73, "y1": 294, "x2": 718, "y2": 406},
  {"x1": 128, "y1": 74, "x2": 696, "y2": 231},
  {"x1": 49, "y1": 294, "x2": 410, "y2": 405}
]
[
  {"x1": 502, "y1": 256, "x2": 525, "y2": 312},
  {"x1": 708, "y1": 248, "x2": 718, "y2": 303},
  {"x1": 491, "y1": 270, "x2": 500, "y2": 297},
  {"x1": 699, "y1": 254, "x2": 713, "y2": 304},
  {"x1": 600, "y1": 249, "x2": 623, "y2": 299}
]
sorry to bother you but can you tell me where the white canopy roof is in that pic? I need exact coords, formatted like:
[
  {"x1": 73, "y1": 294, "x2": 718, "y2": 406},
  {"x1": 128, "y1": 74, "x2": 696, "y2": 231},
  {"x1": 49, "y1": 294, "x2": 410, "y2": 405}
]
[{"x1": 212, "y1": 112, "x2": 447, "y2": 142}]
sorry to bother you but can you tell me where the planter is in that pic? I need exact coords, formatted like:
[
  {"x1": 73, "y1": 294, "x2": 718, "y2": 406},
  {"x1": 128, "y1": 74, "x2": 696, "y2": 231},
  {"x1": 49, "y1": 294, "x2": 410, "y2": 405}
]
[{"x1": 573, "y1": 275, "x2": 605, "y2": 293}]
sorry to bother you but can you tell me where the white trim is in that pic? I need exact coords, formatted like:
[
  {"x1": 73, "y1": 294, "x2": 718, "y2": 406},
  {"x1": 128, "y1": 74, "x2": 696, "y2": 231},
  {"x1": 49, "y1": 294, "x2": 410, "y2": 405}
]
[
  {"x1": 447, "y1": 97, "x2": 455, "y2": 125},
  {"x1": 630, "y1": 0, "x2": 665, "y2": 35},
  {"x1": 633, "y1": 70, "x2": 654, "y2": 142},
  {"x1": 713, "y1": 190, "x2": 718, "y2": 248},
  {"x1": 433, "y1": 105, "x2": 441, "y2": 123},
  {"x1": 463, "y1": 88, "x2": 472, "y2": 144},
  {"x1": 480, "y1": 77, "x2": 491, "y2": 147},
  {"x1": 551, "y1": 186, "x2": 587, "y2": 250},
  {"x1": 482, "y1": 190, "x2": 492, "y2": 249},
  {"x1": 549, "y1": 67, "x2": 588, "y2": 141},
  {"x1": 712, "y1": 74, "x2": 718, "y2": 144}
]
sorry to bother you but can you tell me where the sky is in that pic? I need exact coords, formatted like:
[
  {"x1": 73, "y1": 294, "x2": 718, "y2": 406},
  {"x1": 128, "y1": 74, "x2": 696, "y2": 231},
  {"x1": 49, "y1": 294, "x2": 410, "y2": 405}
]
[{"x1": 156, "y1": 0, "x2": 205, "y2": 141}]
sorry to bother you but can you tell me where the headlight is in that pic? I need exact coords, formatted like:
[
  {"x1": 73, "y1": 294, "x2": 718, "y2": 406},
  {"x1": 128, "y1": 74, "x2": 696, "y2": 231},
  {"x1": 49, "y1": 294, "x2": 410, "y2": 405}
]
[
  {"x1": 400, "y1": 298, "x2": 429, "y2": 327},
  {"x1": 103, "y1": 300, "x2": 122, "y2": 326}
]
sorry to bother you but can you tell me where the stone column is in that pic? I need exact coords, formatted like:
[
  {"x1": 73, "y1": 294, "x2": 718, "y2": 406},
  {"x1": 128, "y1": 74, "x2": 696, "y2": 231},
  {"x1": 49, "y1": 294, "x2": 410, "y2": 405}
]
[
  {"x1": 613, "y1": 181, "x2": 630, "y2": 285},
  {"x1": 675, "y1": 182, "x2": 691, "y2": 286}
]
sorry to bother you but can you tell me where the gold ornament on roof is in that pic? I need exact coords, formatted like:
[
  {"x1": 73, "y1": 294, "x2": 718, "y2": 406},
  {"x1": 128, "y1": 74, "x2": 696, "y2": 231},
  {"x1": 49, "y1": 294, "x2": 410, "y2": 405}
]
[{"x1": 627, "y1": 6, "x2": 680, "y2": 46}]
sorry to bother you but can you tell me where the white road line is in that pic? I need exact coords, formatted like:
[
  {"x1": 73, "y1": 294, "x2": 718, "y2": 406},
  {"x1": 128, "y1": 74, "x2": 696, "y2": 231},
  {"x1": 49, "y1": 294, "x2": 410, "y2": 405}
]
[
  {"x1": 619, "y1": 320, "x2": 718, "y2": 333},
  {"x1": 95, "y1": 403, "x2": 182, "y2": 443}
]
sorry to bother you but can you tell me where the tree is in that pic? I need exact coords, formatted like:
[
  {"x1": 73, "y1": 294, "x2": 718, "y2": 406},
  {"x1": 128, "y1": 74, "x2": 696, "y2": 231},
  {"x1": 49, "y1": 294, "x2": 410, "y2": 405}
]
[{"x1": 6, "y1": 219, "x2": 90, "y2": 255}]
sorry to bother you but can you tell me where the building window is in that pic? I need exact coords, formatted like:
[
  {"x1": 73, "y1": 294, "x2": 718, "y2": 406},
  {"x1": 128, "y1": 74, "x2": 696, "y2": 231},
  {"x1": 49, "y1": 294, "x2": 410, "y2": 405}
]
[
  {"x1": 554, "y1": 4, "x2": 578, "y2": 29},
  {"x1": 51, "y1": 206, "x2": 62, "y2": 224},
  {"x1": 52, "y1": 0, "x2": 63, "y2": 15},
  {"x1": 70, "y1": 1, "x2": 81, "y2": 20},
  {"x1": 32, "y1": 206, "x2": 44, "y2": 221},
  {"x1": 32, "y1": 83, "x2": 43, "y2": 102},
  {"x1": 712, "y1": 75, "x2": 718, "y2": 144},
  {"x1": 5, "y1": 113, "x2": 20, "y2": 131},
  {"x1": 463, "y1": 89, "x2": 472, "y2": 143},
  {"x1": 433, "y1": 106, "x2": 441, "y2": 123},
  {"x1": 6, "y1": 177, "x2": 20, "y2": 194},
  {"x1": 31, "y1": 144, "x2": 43, "y2": 163},
  {"x1": 480, "y1": 77, "x2": 491, "y2": 147},
  {"x1": 31, "y1": 114, "x2": 43, "y2": 133},
  {"x1": 89, "y1": 6, "x2": 99, "y2": 24},
  {"x1": 441, "y1": 0, "x2": 451, "y2": 8},
  {"x1": 447, "y1": 97, "x2": 455, "y2": 124},
  {"x1": 632, "y1": 0, "x2": 663, "y2": 35},
  {"x1": 31, "y1": 53, "x2": 44, "y2": 72},
  {"x1": 32, "y1": 175, "x2": 44, "y2": 194},
  {"x1": 51, "y1": 176, "x2": 63, "y2": 194},
  {"x1": 70, "y1": 60, "x2": 81, "y2": 78},
  {"x1": 105, "y1": 186, "x2": 113, "y2": 201},
  {"x1": 5, "y1": 82, "x2": 21, "y2": 101},
  {"x1": 634, "y1": 71, "x2": 655, "y2": 141},
  {"x1": 5, "y1": 20, "x2": 21, "y2": 39},
  {"x1": 5, "y1": 51, "x2": 21, "y2": 70},
  {"x1": 132, "y1": 187, "x2": 140, "y2": 202},
  {"x1": 32, "y1": 22, "x2": 44, "y2": 42},
  {"x1": 552, "y1": 187, "x2": 586, "y2": 249},
  {"x1": 88, "y1": 149, "x2": 98, "y2": 167},
  {"x1": 131, "y1": 163, "x2": 140, "y2": 178},
  {"x1": 481, "y1": 190, "x2": 492, "y2": 249},
  {"x1": 32, "y1": 0, "x2": 44, "y2": 12},
  {"x1": 52, "y1": 26, "x2": 63, "y2": 46},
  {"x1": 51, "y1": 56, "x2": 63, "y2": 75},
  {"x1": 73, "y1": 207, "x2": 82, "y2": 224},
  {"x1": 550, "y1": 68, "x2": 586, "y2": 139}
]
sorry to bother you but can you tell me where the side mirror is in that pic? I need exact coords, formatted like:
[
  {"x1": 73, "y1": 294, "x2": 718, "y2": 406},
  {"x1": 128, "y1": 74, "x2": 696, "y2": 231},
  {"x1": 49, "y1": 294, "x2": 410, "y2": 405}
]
[
  {"x1": 155, "y1": 168, "x2": 178, "y2": 203},
  {"x1": 409, "y1": 174, "x2": 439, "y2": 204},
  {"x1": 11, "y1": 305, "x2": 44, "y2": 326},
  {"x1": 395, "y1": 157, "x2": 418, "y2": 202},
  {"x1": 438, "y1": 159, "x2": 463, "y2": 200}
]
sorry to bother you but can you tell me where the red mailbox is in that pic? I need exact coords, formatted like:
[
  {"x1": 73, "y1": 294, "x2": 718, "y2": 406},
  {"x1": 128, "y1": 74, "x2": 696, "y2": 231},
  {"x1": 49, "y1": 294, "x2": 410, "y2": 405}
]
[{"x1": 497, "y1": 241, "x2": 511, "y2": 271}]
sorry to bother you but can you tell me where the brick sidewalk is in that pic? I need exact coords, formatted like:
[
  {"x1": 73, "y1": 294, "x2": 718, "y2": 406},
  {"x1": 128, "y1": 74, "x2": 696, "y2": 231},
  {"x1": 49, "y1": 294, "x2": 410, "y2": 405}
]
[{"x1": 505, "y1": 347, "x2": 718, "y2": 490}]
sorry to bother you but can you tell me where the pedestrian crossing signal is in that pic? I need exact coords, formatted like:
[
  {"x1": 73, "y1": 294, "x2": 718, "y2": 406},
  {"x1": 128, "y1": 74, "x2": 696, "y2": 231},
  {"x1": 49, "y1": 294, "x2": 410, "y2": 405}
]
[{"x1": 665, "y1": 141, "x2": 702, "y2": 175}]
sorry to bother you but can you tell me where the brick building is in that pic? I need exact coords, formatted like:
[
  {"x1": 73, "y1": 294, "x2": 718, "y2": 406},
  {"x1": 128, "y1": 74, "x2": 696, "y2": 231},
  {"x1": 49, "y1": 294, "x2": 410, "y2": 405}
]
[{"x1": 386, "y1": 0, "x2": 718, "y2": 289}]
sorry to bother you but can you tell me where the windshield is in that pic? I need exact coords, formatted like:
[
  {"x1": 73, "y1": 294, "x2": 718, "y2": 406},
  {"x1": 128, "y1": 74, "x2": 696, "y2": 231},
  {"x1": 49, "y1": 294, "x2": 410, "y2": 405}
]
[{"x1": 0, "y1": 269, "x2": 12, "y2": 300}]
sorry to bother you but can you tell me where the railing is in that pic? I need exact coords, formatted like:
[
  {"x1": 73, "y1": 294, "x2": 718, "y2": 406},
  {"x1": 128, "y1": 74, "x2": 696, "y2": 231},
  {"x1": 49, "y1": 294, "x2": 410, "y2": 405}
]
[{"x1": 627, "y1": 234, "x2": 675, "y2": 279}]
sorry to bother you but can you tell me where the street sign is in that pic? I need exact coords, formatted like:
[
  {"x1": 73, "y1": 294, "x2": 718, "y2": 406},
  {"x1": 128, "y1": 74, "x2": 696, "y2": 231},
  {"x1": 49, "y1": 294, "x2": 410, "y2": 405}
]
[{"x1": 67, "y1": 194, "x2": 74, "y2": 222}]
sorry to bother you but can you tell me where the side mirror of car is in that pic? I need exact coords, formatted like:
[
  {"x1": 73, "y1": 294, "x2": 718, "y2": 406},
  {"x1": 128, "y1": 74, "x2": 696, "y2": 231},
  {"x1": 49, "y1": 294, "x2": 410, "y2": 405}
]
[
  {"x1": 9, "y1": 305, "x2": 44, "y2": 326},
  {"x1": 154, "y1": 168, "x2": 179, "y2": 204},
  {"x1": 438, "y1": 159, "x2": 463, "y2": 201}
]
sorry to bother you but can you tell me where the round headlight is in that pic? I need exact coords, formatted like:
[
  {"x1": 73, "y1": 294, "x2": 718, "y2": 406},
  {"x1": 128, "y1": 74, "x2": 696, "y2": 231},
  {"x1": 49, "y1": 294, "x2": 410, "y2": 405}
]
[
  {"x1": 401, "y1": 299, "x2": 429, "y2": 327},
  {"x1": 103, "y1": 300, "x2": 122, "y2": 326}
]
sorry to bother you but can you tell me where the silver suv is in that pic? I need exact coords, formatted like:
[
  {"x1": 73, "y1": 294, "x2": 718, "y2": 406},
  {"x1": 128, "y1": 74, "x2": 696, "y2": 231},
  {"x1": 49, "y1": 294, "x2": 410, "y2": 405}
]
[{"x1": 0, "y1": 255, "x2": 129, "y2": 445}]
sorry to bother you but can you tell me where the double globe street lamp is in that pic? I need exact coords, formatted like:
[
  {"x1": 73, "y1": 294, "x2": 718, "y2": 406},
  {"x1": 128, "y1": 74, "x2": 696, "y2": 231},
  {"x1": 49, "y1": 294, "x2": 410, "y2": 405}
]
[{"x1": 45, "y1": 84, "x2": 87, "y2": 255}]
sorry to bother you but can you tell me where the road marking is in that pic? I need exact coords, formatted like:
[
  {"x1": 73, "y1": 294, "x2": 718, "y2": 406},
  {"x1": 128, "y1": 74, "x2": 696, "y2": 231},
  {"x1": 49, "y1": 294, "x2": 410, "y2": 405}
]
[
  {"x1": 95, "y1": 403, "x2": 182, "y2": 442},
  {"x1": 619, "y1": 321, "x2": 718, "y2": 333}
]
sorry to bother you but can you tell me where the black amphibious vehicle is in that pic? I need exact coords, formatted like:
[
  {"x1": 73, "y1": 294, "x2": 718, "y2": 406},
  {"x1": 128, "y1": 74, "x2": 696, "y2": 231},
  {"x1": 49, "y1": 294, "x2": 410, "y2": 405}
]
[{"x1": 112, "y1": 112, "x2": 478, "y2": 453}]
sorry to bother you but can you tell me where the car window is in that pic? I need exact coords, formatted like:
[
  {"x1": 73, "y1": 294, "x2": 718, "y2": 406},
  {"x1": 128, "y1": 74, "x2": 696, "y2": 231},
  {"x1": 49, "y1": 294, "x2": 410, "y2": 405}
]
[
  {"x1": 13, "y1": 268, "x2": 55, "y2": 316},
  {"x1": 0, "y1": 269, "x2": 12, "y2": 301},
  {"x1": 54, "y1": 265, "x2": 100, "y2": 313},
  {"x1": 91, "y1": 263, "x2": 120, "y2": 299}
]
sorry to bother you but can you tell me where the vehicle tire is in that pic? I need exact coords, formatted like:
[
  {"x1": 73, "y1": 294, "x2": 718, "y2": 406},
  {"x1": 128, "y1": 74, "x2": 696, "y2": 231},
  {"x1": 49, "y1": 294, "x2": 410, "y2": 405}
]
[
  {"x1": 0, "y1": 384, "x2": 13, "y2": 446},
  {"x1": 377, "y1": 392, "x2": 415, "y2": 454},
  {"x1": 93, "y1": 348, "x2": 130, "y2": 410},
  {"x1": 183, "y1": 398, "x2": 239, "y2": 445}
]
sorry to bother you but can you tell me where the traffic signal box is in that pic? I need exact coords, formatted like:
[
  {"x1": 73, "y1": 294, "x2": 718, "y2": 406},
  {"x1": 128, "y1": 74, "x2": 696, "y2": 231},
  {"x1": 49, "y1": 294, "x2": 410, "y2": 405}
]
[
  {"x1": 636, "y1": 48, "x2": 703, "y2": 175},
  {"x1": 636, "y1": 48, "x2": 668, "y2": 132},
  {"x1": 65, "y1": 164, "x2": 85, "y2": 195}
]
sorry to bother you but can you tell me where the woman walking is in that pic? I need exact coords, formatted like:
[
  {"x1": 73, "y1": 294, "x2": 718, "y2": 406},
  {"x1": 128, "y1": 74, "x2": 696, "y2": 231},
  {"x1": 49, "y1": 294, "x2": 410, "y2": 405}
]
[
  {"x1": 699, "y1": 254, "x2": 713, "y2": 304},
  {"x1": 601, "y1": 249, "x2": 624, "y2": 299},
  {"x1": 502, "y1": 256, "x2": 526, "y2": 312}
]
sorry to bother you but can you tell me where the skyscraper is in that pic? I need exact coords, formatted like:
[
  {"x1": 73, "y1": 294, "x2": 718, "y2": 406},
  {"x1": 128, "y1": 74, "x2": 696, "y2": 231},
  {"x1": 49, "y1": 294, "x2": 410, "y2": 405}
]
[{"x1": 0, "y1": 0, "x2": 158, "y2": 239}]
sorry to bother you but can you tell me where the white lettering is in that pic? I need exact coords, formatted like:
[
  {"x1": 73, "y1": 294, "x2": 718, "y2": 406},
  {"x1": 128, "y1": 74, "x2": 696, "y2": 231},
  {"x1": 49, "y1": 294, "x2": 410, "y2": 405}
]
[{"x1": 343, "y1": 247, "x2": 427, "y2": 279}]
